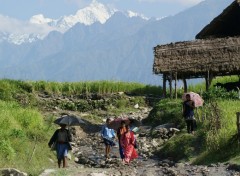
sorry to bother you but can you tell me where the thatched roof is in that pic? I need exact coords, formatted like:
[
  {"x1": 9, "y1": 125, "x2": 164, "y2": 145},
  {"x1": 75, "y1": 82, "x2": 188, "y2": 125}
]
[
  {"x1": 153, "y1": 0, "x2": 240, "y2": 80},
  {"x1": 153, "y1": 37, "x2": 240, "y2": 79},
  {"x1": 196, "y1": 0, "x2": 240, "y2": 39}
]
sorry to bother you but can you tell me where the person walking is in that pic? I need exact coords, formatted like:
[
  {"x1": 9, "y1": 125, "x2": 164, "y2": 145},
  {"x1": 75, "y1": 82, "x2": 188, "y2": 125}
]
[
  {"x1": 101, "y1": 118, "x2": 116, "y2": 160},
  {"x1": 48, "y1": 124, "x2": 72, "y2": 168},
  {"x1": 183, "y1": 94, "x2": 195, "y2": 134},
  {"x1": 121, "y1": 125, "x2": 138, "y2": 164},
  {"x1": 117, "y1": 121, "x2": 126, "y2": 160}
]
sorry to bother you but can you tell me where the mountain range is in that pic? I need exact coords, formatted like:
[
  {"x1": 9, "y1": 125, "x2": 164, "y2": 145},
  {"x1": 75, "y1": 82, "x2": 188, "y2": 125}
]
[{"x1": 0, "y1": 0, "x2": 232, "y2": 85}]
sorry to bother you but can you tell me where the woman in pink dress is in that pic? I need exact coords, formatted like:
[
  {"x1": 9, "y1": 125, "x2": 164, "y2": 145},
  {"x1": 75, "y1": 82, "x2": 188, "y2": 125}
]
[{"x1": 121, "y1": 125, "x2": 138, "y2": 164}]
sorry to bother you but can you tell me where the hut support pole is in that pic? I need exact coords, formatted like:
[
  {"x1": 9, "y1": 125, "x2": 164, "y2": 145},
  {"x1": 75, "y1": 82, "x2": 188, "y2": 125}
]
[
  {"x1": 205, "y1": 71, "x2": 213, "y2": 91},
  {"x1": 205, "y1": 71, "x2": 210, "y2": 91},
  {"x1": 162, "y1": 74, "x2": 167, "y2": 98},
  {"x1": 183, "y1": 78, "x2": 187, "y2": 93},
  {"x1": 237, "y1": 112, "x2": 240, "y2": 143},
  {"x1": 175, "y1": 72, "x2": 177, "y2": 99},
  {"x1": 169, "y1": 72, "x2": 173, "y2": 99},
  {"x1": 205, "y1": 76, "x2": 209, "y2": 91}
]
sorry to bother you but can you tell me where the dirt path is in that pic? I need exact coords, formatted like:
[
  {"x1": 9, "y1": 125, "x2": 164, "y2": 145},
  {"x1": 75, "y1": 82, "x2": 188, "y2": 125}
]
[{"x1": 40, "y1": 131, "x2": 240, "y2": 176}]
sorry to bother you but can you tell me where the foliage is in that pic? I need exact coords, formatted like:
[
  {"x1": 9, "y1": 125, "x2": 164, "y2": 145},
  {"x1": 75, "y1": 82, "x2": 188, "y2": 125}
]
[
  {"x1": 0, "y1": 79, "x2": 37, "y2": 105},
  {"x1": 0, "y1": 100, "x2": 54, "y2": 175},
  {"x1": 156, "y1": 133, "x2": 198, "y2": 161},
  {"x1": 30, "y1": 80, "x2": 162, "y2": 96},
  {"x1": 76, "y1": 100, "x2": 93, "y2": 112},
  {"x1": 142, "y1": 99, "x2": 185, "y2": 128},
  {"x1": 155, "y1": 98, "x2": 240, "y2": 163},
  {"x1": 202, "y1": 87, "x2": 238, "y2": 100}
]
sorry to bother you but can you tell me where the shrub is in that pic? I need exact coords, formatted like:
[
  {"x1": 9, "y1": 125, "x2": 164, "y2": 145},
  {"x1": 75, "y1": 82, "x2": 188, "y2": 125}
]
[
  {"x1": 202, "y1": 87, "x2": 238, "y2": 100},
  {"x1": 114, "y1": 99, "x2": 129, "y2": 109},
  {"x1": 76, "y1": 100, "x2": 93, "y2": 112},
  {"x1": 60, "y1": 101, "x2": 77, "y2": 111},
  {"x1": 0, "y1": 140, "x2": 16, "y2": 160},
  {"x1": 156, "y1": 134, "x2": 197, "y2": 161},
  {"x1": 143, "y1": 99, "x2": 185, "y2": 128}
]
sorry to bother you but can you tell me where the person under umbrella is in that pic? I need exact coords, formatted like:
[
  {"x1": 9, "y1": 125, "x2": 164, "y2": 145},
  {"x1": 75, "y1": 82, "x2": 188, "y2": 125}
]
[
  {"x1": 48, "y1": 124, "x2": 72, "y2": 168},
  {"x1": 121, "y1": 125, "x2": 138, "y2": 164},
  {"x1": 183, "y1": 94, "x2": 196, "y2": 134},
  {"x1": 101, "y1": 118, "x2": 116, "y2": 160},
  {"x1": 117, "y1": 120, "x2": 126, "y2": 161}
]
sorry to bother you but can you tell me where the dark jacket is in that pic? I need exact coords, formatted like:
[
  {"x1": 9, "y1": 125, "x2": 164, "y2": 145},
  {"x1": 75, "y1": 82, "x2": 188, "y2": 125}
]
[
  {"x1": 183, "y1": 100, "x2": 195, "y2": 118},
  {"x1": 48, "y1": 128, "x2": 72, "y2": 150}
]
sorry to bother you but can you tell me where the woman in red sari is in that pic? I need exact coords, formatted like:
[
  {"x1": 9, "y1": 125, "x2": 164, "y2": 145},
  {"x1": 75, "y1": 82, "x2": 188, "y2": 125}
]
[{"x1": 121, "y1": 125, "x2": 138, "y2": 164}]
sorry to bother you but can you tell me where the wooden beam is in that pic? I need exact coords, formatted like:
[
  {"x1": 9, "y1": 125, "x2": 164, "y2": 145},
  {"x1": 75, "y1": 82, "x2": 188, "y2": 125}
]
[
  {"x1": 169, "y1": 72, "x2": 173, "y2": 99},
  {"x1": 183, "y1": 78, "x2": 188, "y2": 93},
  {"x1": 175, "y1": 72, "x2": 178, "y2": 99},
  {"x1": 205, "y1": 76, "x2": 209, "y2": 91},
  {"x1": 162, "y1": 74, "x2": 167, "y2": 98},
  {"x1": 205, "y1": 70, "x2": 213, "y2": 91}
]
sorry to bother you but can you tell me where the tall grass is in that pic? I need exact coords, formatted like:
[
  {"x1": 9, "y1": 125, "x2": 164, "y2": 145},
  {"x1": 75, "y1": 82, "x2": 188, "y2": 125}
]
[
  {"x1": 0, "y1": 79, "x2": 162, "y2": 97},
  {"x1": 31, "y1": 80, "x2": 162, "y2": 95},
  {"x1": 188, "y1": 75, "x2": 239, "y2": 93},
  {"x1": 151, "y1": 97, "x2": 240, "y2": 163},
  {"x1": 0, "y1": 100, "x2": 54, "y2": 175}
]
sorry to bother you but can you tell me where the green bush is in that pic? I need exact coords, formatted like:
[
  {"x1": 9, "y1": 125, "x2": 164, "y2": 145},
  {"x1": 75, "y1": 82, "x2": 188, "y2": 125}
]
[
  {"x1": 114, "y1": 99, "x2": 129, "y2": 109},
  {"x1": 156, "y1": 134, "x2": 197, "y2": 161},
  {"x1": 0, "y1": 140, "x2": 16, "y2": 160},
  {"x1": 60, "y1": 101, "x2": 77, "y2": 111},
  {"x1": 202, "y1": 87, "x2": 238, "y2": 100},
  {"x1": 143, "y1": 99, "x2": 185, "y2": 128},
  {"x1": 0, "y1": 100, "x2": 54, "y2": 175},
  {"x1": 76, "y1": 100, "x2": 93, "y2": 112}
]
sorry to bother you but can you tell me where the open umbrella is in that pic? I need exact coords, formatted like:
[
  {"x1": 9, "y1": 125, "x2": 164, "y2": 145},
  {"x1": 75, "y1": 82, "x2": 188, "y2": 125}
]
[
  {"x1": 54, "y1": 115, "x2": 85, "y2": 126},
  {"x1": 108, "y1": 117, "x2": 140, "y2": 130},
  {"x1": 108, "y1": 118, "x2": 129, "y2": 130},
  {"x1": 182, "y1": 92, "x2": 204, "y2": 107}
]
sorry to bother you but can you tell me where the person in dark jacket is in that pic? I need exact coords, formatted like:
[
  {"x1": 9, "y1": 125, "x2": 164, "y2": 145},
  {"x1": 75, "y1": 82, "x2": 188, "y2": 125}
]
[
  {"x1": 48, "y1": 124, "x2": 72, "y2": 168},
  {"x1": 183, "y1": 94, "x2": 195, "y2": 134}
]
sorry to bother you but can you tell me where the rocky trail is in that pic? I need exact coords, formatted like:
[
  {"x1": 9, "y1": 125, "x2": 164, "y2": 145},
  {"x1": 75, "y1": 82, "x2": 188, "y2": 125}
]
[
  {"x1": 1, "y1": 93, "x2": 240, "y2": 176},
  {"x1": 38, "y1": 127, "x2": 240, "y2": 176},
  {"x1": 39, "y1": 108, "x2": 240, "y2": 176}
]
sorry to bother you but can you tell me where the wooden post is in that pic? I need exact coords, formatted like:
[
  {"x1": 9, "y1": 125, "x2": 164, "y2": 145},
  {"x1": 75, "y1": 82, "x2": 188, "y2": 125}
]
[
  {"x1": 174, "y1": 72, "x2": 177, "y2": 99},
  {"x1": 237, "y1": 112, "x2": 240, "y2": 143},
  {"x1": 169, "y1": 72, "x2": 173, "y2": 99},
  {"x1": 205, "y1": 70, "x2": 210, "y2": 91},
  {"x1": 205, "y1": 70, "x2": 213, "y2": 91},
  {"x1": 162, "y1": 74, "x2": 166, "y2": 98},
  {"x1": 183, "y1": 78, "x2": 187, "y2": 93}
]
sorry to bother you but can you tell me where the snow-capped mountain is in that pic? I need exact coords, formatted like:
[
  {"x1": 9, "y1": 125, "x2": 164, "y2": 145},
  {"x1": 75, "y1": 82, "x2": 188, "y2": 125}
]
[
  {"x1": 0, "y1": 0, "x2": 148, "y2": 45},
  {"x1": 0, "y1": 0, "x2": 230, "y2": 85}
]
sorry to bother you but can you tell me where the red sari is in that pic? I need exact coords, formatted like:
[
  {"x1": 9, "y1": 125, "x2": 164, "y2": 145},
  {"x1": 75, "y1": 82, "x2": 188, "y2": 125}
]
[{"x1": 121, "y1": 131, "x2": 138, "y2": 163}]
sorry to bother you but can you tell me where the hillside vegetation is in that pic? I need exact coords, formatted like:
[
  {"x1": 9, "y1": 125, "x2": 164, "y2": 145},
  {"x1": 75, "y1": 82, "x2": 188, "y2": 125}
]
[
  {"x1": 145, "y1": 76, "x2": 240, "y2": 164},
  {"x1": 0, "y1": 77, "x2": 240, "y2": 174},
  {"x1": 0, "y1": 79, "x2": 161, "y2": 175}
]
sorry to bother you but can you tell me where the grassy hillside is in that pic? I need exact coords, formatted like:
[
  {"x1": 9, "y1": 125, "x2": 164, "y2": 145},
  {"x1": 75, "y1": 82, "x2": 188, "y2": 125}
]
[
  {"x1": 146, "y1": 76, "x2": 240, "y2": 164},
  {"x1": 0, "y1": 79, "x2": 162, "y2": 174},
  {"x1": 0, "y1": 100, "x2": 55, "y2": 175},
  {"x1": 0, "y1": 77, "x2": 239, "y2": 174}
]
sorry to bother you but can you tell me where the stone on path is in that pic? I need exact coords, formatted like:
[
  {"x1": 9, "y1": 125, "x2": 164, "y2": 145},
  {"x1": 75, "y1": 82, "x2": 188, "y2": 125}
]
[
  {"x1": 39, "y1": 169, "x2": 56, "y2": 176},
  {"x1": 0, "y1": 168, "x2": 28, "y2": 176}
]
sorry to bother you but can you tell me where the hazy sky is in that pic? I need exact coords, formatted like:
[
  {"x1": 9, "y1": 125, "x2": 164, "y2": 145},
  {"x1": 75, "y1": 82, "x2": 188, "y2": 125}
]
[{"x1": 0, "y1": 0, "x2": 204, "y2": 20}]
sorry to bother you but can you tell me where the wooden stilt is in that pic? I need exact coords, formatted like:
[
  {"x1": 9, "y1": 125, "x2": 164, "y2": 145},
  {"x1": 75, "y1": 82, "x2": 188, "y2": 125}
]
[
  {"x1": 163, "y1": 74, "x2": 166, "y2": 98},
  {"x1": 183, "y1": 78, "x2": 187, "y2": 93},
  {"x1": 205, "y1": 70, "x2": 210, "y2": 91},
  {"x1": 175, "y1": 72, "x2": 177, "y2": 99},
  {"x1": 169, "y1": 72, "x2": 173, "y2": 99}
]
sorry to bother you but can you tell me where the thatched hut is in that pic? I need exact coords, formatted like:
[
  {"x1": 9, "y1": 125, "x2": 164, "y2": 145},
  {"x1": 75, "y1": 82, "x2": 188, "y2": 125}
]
[{"x1": 153, "y1": 0, "x2": 240, "y2": 97}]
